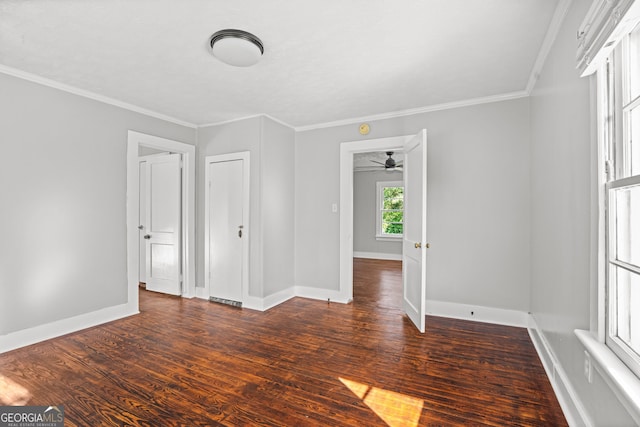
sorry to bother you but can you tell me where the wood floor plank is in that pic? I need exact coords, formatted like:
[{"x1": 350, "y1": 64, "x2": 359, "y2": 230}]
[{"x1": 0, "y1": 258, "x2": 567, "y2": 426}]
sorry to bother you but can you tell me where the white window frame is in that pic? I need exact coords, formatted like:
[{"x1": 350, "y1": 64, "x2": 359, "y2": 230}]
[
  {"x1": 375, "y1": 181, "x2": 403, "y2": 241},
  {"x1": 604, "y1": 26, "x2": 640, "y2": 380},
  {"x1": 577, "y1": 16, "x2": 640, "y2": 424}
]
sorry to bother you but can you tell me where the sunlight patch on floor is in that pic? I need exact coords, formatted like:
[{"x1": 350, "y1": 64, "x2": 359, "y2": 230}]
[
  {"x1": 0, "y1": 374, "x2": 32, "y2": 405},
  {"x1": 340, "y1": 377, "x2": 423, "y2": 427}
]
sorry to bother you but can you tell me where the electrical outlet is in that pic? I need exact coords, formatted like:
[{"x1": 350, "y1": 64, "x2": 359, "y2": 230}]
[{"x1": 584, "y1": 351, "x2": 593, "y2": 383}]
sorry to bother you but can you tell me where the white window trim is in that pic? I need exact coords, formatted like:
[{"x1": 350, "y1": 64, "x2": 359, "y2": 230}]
[
  {"x1": 576, "y1": 330, "x2": 640, "y2": 425},
  {"x1": 575, "y1": 13, "x2": 640, "y2": 424},
  {"x1": 606, "y1": 175, "x2": 640, "y2": 379},
  {"x1": 375, "y1": 180, "x2": 403, "y2": 241}
]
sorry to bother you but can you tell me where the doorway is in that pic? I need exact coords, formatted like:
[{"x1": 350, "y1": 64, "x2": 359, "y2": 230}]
[
  {"x1": 339, "y1": 131, "x2": 428, "y2": 332},
  {"x1": 338, "y1": 135, "x2": 408, "y2": 303},
  {"x1": 126, "y1": 131, "x2": 196, "y2": 309},
  {"x1": 352, "y1": 151, "x2": 404, "y2": 307}
]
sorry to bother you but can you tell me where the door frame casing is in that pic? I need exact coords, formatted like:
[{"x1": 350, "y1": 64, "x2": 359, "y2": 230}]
[
  {"x1": 126, "y1": 131, "x2": 196, "y2": 305},
  {"x1": 204, "y1": 152, "x2": 251, "y2": 304},
  {"x1": 339, "y1": 134, "x2": 412, "y2": 302}
]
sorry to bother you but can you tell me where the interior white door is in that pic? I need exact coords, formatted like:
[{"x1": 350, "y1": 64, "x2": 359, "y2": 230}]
[
  {"x1": 144, "y1": 153, "x2": 182, "y2": 295},
  {"x1": 402, "y1": 129, "x2": 428, "y2": 332},
  {"x1": 208, "y1": 159, "x2": 244, "y2": 303},
  {"x1": 138, "y1": 160, "x2": 147, "y2": 284}
]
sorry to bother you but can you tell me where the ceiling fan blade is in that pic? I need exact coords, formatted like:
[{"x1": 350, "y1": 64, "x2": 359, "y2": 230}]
[{"x1": 371, "y1": 160, "x2": 386, "y2": 166}]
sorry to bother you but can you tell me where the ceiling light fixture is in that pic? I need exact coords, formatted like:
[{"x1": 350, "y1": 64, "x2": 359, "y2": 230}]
[{"x1": 209, "y1": 29, "x2": 264, "y2": 67}]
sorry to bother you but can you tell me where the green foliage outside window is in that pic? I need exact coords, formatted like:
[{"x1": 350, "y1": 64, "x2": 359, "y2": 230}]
[{"x1": 382, "y1": 186, "x2": 403, "y2": 235}]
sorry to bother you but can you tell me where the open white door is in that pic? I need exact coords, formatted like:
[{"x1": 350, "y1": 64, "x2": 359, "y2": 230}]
[
  {"x1": 402, "y1": 129, "x2": 427, "y2": 332},
  {"x1": 144, "y1": 153, "x2": 182, "y2": 295}
]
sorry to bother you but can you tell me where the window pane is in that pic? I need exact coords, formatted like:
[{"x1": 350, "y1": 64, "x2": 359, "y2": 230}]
[
  {"x1": 383, "y1": 223, "x2": 403, "y2": 235},
  {"x1": 611, "y1": 266, "x2": 640, "y2": 356},
  {"x1": 383, "y1": 198, "x2": 404, "y2": 210},
  {"x1": 631, "y1": 107, "x2": 640, "y2": 176},
  {"x1": 614, "y1": 184, "x2": 640, "y2": 267},
  {"x1": 630, "y1": 23, "x2": 640, "y2": 101},
  {"x1": 383, "y1": 187, "x2": 404, "y2": 210},
  {"x1": 382, "y1": 211, "x2": 403, "y2": 234}
]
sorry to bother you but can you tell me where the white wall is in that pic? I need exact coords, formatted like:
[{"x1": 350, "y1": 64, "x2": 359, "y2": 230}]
[
  {"x1": 0, "y1": 73, "x2": 195, "y2": 336},
  {"x1": 261, "y1": 118, "x2": 295, "y2": 296},
  {"x1": 353, "y1": 170, "x2": 403, "y2": 257},
  {"x1": 529, "y1": 0, "x2": 636, "y2": 424},
  {"x1": 295, "y1": 98, "x2": 531, "y2": 312},
  {"x1": 196, "y1": 116, "x2": 295, "y2": 300},
  {"x1": 197, "y1": 117, "x2": 263, "y2": 297}
]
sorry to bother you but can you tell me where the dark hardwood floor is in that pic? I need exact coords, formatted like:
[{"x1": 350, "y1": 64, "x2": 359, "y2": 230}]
[{"x1": 0, "y1": 258, "x2": 567, "y2": 426}]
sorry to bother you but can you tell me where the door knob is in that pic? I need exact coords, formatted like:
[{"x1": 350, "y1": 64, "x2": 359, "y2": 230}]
[
  {"x1": 238, "y1": 229, "x2": 243, "y2": 238},
  {"x1": 415, "y1": 242, "x2": 422, "y2": 249},
  {"x1": 138, "y1": 225, "x2": 144, "y2": 230},
  {"x1": 143, "y1": 234, "x2": 151, "y2": 240}
]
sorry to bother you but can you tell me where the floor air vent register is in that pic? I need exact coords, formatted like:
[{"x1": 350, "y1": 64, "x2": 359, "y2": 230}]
[{"x1": 209, "y1": 297, "x2": 242, "y2": 308}]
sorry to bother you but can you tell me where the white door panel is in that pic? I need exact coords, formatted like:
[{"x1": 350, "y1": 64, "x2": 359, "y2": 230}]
[
  {"x1": 208, "y1": 159, "x2": 245, "y2": 303},
  {"x1": 402, "y1": 129, "x2": 427, "y2": 332},
  {"x1": 145, "y1": 153, "x2": 182, "y2": 296},
  {"x1": 138, "y1": 161, "x2": 147, "y2": 284}
]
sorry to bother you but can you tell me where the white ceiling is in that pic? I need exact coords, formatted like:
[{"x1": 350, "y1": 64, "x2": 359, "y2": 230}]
[{"x1": 0, "y1": 0, "x2": 560, "y2": 129}]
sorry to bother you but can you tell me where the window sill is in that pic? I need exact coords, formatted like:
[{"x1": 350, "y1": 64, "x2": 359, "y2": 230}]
[
  {"x1": 375, "y1": 235, "x2": 402, "y2": 242},
  {"x1": 575, "y1": 329, "x2": 640, "y2": 424}
]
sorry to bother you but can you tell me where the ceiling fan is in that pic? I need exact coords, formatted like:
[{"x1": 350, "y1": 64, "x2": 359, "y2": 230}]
[{"x1": 371, "y1": 151, "x2": 403, "y2": 170}]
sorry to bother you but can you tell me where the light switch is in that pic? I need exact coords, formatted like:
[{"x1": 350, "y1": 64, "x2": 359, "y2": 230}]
[{"x1": 332, "y1": 203, "x2": 338, "y2": 213}]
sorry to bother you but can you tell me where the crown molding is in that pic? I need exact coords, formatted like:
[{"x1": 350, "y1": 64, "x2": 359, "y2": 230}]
[
  {"x1": 198, "y1": 114, "x2": 264, "y2": 129},
  {"x1": 526, "y1": 0, "x2": 573, "y2": 93},
  {"x1": 293, "y1": 91, "x2": 529, "y2": 132},
  {"x1": 198, "y1": 113, "x2": 296, "y2": 130},
  {"x1": 3, "y1": 0, "x2": 573, "y2": 136},
  {"x1": 0, "y1": 64, "x2": 197, "y2": 129}
]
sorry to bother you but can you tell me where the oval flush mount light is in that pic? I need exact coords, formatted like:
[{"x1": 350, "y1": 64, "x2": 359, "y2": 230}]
[{"x1": 209, "y1": 29, "x2": 264, "y2": 67}]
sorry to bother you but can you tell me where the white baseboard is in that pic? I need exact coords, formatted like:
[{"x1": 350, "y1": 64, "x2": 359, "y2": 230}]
[
  {"x1": 0, "y1": 302, "x2": 138, "y2": 354},
  {"x1": 195, "y1": 286, "x2": 208, "y2": 300},
  {"x1": 262, "y1": 287, "x2": 296, "y2": 311},
  {"x1": 194, "y1": 286, "x2": 295, "y2": 311},
  {"x1": 425, "y1": 299, "x2": 529, "y2": 327},
  {"x1": 528, "y1": 315, "x2": 591, "y2": 427},
  {"x1": 294, "y1": 286, "x2": 352, "y2": 304},
  {"x1": 353, "y1": 251, "x2": 402, "y2": 261}
]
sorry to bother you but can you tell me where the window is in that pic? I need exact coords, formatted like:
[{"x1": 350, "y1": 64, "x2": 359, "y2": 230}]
[
  {"x1": 376, "y1": 181, "x2": 403, "y2": 239},
  {"x1": 604, "y1": 22, "x2": 640, "y2": 379}
]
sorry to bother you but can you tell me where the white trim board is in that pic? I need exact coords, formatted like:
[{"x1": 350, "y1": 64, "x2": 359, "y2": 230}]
[
  {"x1": 528, "y1": 315, "x2": 591, "y2": 427},
  {"x1": 525, "y1": 0, "x2": 573, "y2": 93},
  {"x1": 194, "y1": 286, "x2": 350, "y2": 310},
  {"x1": 296, "y1": 92, "x2": 529, "y2": 132},
  {"x1": 575, "y1": 329, "x2": 640, "y2": 425},
  {"x1": 199, "y1": 114, "x2": 295, "y2": 130},
  {"x1": 194, "y1": 287, "x2": 295, "y2": 311},
  {"x1": 354, "y1": 252, "x2": 402, "y2": 261},
  {"x1": 0, "y1": 303, "x2": 138, "y2": 354},
  {"x1": 425, "y1": 300, "x2": 529, "y2": 327},
  {"x1": 0, "y1": 64, "x2": 196, "y2": 128}
]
